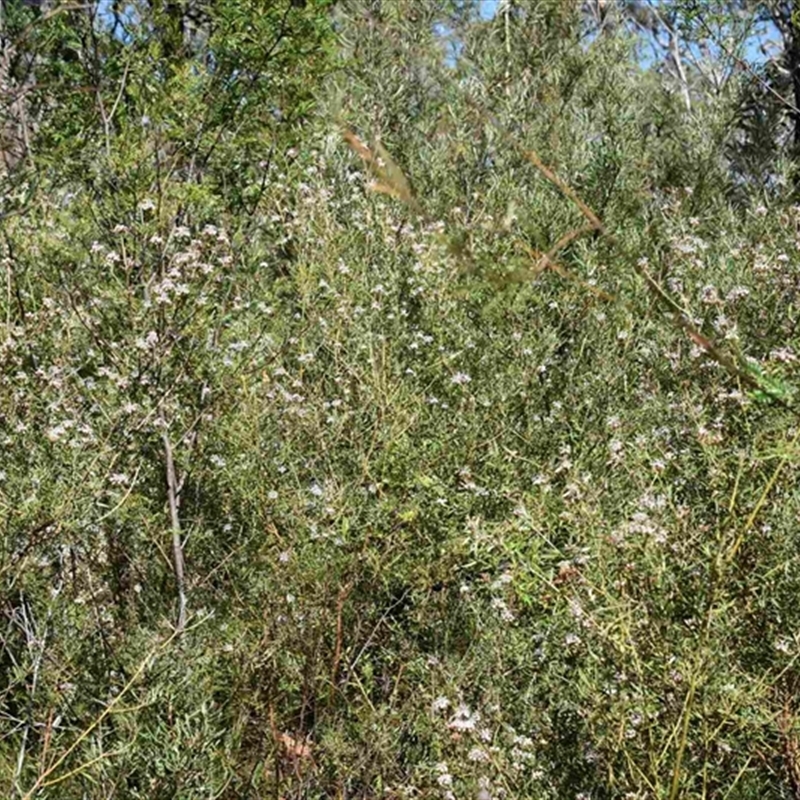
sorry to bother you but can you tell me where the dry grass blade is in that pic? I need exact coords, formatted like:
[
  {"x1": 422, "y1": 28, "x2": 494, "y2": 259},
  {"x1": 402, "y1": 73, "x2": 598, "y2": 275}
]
[
  {"x1": 519, "y1": 226, "x2": 618, "y2": 301},
  {"x1": 342, "y1": 128, "x2": 423, "y2": 215},
  {"x1": 373, "y1": 140, "x2": 417, "y2": 208},
  {"x1": 518, "y1": 145, "x2": 605, "y2": 233}
]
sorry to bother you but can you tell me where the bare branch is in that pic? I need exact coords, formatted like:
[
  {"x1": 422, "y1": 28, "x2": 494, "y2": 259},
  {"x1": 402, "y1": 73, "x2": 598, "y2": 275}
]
[{"x1": 162, "y1": 432, "x2": 187, "y2": 635}]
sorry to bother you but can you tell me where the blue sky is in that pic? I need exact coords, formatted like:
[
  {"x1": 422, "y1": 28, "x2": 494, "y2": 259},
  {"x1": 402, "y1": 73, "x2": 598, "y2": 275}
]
[
  {"x1": 478, "y1": 0, "x2": 500, "y2": 19},
  {"x1": 474, "y1": 0, "x2": 774, "y2": 65}
]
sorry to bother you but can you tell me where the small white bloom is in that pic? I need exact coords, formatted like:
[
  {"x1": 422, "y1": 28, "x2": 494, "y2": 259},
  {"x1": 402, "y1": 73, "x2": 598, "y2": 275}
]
[
  {"x1": 431, "y1": 696, "x2": 450, "y2": 712},
  {"x1": 491, "y1": 596, "x2": 515, "y2": 622},
  {"x1": 468, "y1": 746, "x2": 489, "y2": 762},
  {"x1": 448, "y1": 704, "x2": 480, "y2": 731}
]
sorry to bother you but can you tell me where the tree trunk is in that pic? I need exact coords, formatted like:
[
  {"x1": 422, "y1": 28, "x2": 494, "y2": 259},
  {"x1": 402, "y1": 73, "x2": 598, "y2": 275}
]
[{"x1": 790, "y1": 3, "x2": 800, "y2": 186}]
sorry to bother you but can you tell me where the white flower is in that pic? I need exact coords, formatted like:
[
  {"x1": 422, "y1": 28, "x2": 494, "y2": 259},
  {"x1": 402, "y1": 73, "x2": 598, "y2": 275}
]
[
  {"x1": 431, "y1": 696, "x2": 450, "y2": 712},
  {"x1": 771, "y1": 347, "x2": 797, "y2": 363},
  {"x1": 468, "y1": 746, "x2": 489, "y2": 762},
  {"x1": 135, "y1": 330, "x2": 159, "y2": 350},
  {"x1": 513, "y1": 734, "x2": 534, "y2": 749},
  {"x1": 448, "y1": 704, "x2": 480, "y2": 731},
  {"x1": 451, "y1": 372, "x2": 472, "y2": 385},
  {"x1": 700, "y1": 285, "x2": 720, "y2": 304},
  {"x1": 491, "y1": 596, "x2": 515, "y2": 622},
  {"x1": 726, "y1": 285, "x2": 750, "y2": 302},
  {"x1": 46, "y1": 424, "x2": 67, "y2": 442}
]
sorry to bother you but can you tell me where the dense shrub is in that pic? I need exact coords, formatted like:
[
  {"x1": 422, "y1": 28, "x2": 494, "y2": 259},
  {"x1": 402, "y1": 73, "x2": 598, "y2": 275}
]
[{"x1": 3, "y1": 1, "x2": 800, "y2": 798}]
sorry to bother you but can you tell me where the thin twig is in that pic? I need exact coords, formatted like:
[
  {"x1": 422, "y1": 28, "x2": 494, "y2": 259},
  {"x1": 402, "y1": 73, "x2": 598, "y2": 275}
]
[
  {"x1": 162, "y1": 432, "x2": 187, "y2": 634},
  {"x1": 329, "y1": 582, "x2": 353, "y2": 705},
  {"x1": 21, "y1": 627, "x2": 185, "y2": 799}
]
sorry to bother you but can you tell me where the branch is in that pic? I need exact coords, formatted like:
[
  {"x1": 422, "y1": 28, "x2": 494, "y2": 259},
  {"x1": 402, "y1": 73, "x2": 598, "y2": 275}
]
[{"x1": 162, "y1": 432, "x2": 187, "y2": 635}]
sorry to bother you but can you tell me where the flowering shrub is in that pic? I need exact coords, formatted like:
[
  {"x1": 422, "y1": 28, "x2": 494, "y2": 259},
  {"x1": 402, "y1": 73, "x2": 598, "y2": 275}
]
[{"x1": 3, "y1": 1, "x2": 800, "y2": 798}]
